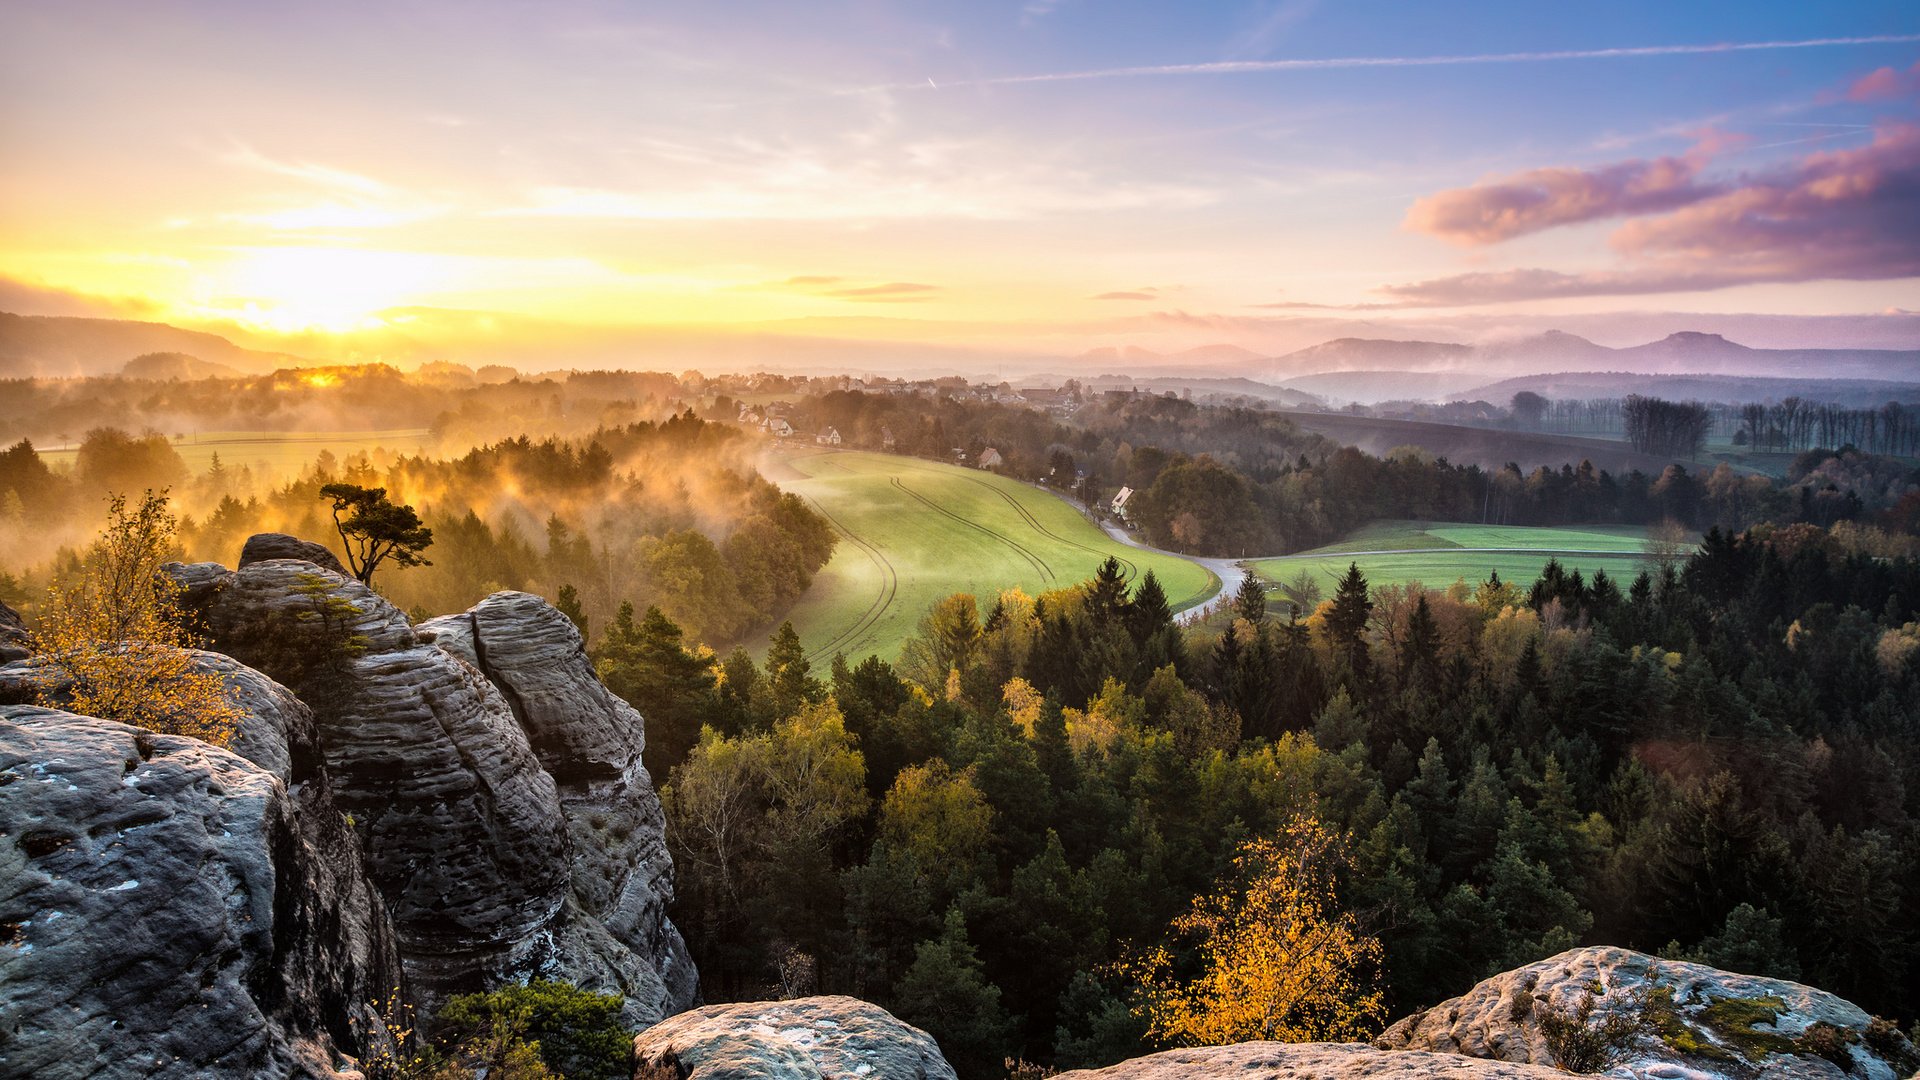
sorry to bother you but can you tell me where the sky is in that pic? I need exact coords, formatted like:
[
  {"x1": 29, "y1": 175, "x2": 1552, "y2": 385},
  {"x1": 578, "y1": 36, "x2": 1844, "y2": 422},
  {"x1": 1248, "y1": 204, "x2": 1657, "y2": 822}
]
[{"x1": 2, "y1": 0, "x2": 1917, "y2": 360}]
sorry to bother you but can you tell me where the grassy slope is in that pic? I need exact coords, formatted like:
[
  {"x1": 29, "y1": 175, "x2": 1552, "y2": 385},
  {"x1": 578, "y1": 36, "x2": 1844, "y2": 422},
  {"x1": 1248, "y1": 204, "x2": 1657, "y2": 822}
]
[
  {"x1": 1250, "y1": 520, "x2": 1654, "y2": 595},
  {"x1": 765, "y1": 448, "x2": 1216, "y2": 663}
]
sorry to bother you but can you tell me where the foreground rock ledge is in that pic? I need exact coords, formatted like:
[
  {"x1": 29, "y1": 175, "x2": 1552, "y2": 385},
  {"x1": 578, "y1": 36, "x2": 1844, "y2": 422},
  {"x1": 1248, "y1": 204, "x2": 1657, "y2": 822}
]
[
  {"x1": 632, "y1": 996, "x2": 957, "y2": 1080},
  {"x1": 1377, "y1": 945, "x2": 1919, "y2": 1080},
  {"x1": 1054, "y1": 1043, "x2": 1572, "y2": 1079}
]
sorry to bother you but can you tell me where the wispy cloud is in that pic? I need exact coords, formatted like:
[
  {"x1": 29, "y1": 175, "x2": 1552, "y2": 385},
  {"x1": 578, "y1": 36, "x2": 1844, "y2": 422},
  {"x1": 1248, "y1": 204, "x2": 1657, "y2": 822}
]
[
  {"x1": 826, "y1": 282, "x2": 940, "y2": 301},
  {"x1": 1093, "y1": 290, "x2": 1156, "y2": 300},
  {"x1": 222, "y1": 146, "x2": 393, "y2": 196},
  {"x1": 878, "y1": 34, "x2": 1920, "y2": 91}
]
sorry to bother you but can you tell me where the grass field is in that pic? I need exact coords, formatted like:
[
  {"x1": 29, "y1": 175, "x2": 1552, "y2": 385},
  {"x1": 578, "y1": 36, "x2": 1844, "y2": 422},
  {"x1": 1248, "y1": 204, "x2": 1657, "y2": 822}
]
[
  {"x1": 763, "y1": 448, "x2": 1218, "y2": 663},
  {"x1": 35, "y1": 429, "x2": 435, "y2": 475},
  {"x1": 1249, "y1": 520, "x2": 1655, "y2": 597}
]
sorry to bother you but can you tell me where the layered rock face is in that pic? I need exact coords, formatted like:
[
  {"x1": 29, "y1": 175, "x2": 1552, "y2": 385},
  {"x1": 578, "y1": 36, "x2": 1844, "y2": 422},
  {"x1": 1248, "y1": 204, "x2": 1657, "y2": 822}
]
[
  {"x1": 0, "y1": 598, "x2": 28, "y2": 663},
  {"x1": 1053, "y1": 1043, "x2": 1572, "y2": 1079},
  {"x1": 166, "y1": 548, "x2": 695, "y2": 1024},
  {"x1": 239, "y1": 532, "x2": 349, "y2": 577},
  {"x1": 632, "y1": 996, "x2": 957, "y2": 1080},
  {"x1": 422, "y1": 591, "x2": 697, "y2": 1020},
  {"x1": 1377, "y1": 946, "x2": 1919, "y2": 1080},
  {"x1": 0, "y1": 698, "x2": 400, "y2": 1079}
]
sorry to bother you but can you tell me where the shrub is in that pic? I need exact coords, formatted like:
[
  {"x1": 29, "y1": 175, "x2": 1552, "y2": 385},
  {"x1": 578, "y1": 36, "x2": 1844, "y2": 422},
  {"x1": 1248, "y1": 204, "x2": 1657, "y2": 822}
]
[
  {"x1": 436, "y1": 981, "x2": 631, "y2": 1080},
  {"x1": 1537, "y1": 990, "x2": 1642, "y2": 1074}
]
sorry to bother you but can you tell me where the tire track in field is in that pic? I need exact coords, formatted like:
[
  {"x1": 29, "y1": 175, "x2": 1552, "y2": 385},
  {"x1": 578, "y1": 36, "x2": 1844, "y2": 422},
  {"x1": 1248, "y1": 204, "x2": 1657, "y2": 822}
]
[
  {"x1": 887, "y1": 458, "x2": 1138, "y2": 580},
  {"x1": 956, "y1": 472, "x2": 1140, "y2": 580},
  {"x1": 888, "y1": 476, "x2": 1056, "y2": 583},
  {"x1": 796, "y1": 492, "x2": 898, "y2": 663}
]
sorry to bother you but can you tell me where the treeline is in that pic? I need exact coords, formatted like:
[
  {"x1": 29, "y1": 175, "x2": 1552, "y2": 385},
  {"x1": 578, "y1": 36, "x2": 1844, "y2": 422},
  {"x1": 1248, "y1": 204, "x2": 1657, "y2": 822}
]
[
  {"x1": 0, "y1": 413, "x2": 835, "y2": 646},
  {"x1": 766, "y1": 390, "x2": 1919, "y2": 556},
  {"x1": 1621, "y1": 395, "x2": 1712, "y2": 457},
  {"x1": 0, "y1": 363, "x2": 687, "y2": 451},
  {"x1": 594, "y1": 524, "x2": 1920, "y2": 1075}
]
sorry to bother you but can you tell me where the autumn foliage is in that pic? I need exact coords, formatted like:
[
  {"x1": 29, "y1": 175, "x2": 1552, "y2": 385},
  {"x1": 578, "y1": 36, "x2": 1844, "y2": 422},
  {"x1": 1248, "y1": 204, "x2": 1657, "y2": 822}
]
[
  {"x1": 1119, "y1": 814, "x2": 1386, "y2": 1045},
  {"x1": 36, "y1": 491, "x2": 244, "y2": 746}
]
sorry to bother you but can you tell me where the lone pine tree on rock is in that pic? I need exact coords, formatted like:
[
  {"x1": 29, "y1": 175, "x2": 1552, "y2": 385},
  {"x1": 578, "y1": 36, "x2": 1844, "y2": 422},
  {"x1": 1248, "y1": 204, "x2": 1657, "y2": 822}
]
[{"x1": 318, "y1": 482, "x2": 434, "y2": 586}]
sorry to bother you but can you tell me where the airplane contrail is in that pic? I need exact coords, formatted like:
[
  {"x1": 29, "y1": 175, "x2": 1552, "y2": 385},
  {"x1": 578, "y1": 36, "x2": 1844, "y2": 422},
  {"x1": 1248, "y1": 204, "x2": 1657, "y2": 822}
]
[{"x1": 858, "y1": 33, "x2": 1920, "y2": 91}]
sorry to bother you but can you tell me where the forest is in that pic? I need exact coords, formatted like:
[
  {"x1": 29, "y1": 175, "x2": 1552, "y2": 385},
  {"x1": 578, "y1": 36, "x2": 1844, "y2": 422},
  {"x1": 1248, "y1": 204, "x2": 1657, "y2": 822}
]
[
  {"x1": 0, "y1": 411, "x2": 835, "y2": 646},
  {"x1": 586, "y1": 522, "x2": 1920, "y2": 1076},
  {"x1": 775, "y1": 389, "x2": 1920, "y2": 557}
]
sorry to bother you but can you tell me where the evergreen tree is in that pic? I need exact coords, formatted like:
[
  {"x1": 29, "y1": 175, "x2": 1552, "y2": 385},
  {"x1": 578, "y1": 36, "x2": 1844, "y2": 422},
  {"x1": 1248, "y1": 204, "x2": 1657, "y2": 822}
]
[
  {"x1": 1327, "y1": 562, "x2": 1374, "y2": 679},
  {"x1": 895, "y1": 907, "x2": 1015, "y2": 1078}
]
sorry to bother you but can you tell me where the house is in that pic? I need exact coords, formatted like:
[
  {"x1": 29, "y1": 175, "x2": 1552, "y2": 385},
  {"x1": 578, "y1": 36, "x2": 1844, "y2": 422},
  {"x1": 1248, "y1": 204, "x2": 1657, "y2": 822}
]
[
  {"x1": 977, "y1": 447, "x2": 1003, "y2": 469},
  {"x1": 1111, "y1": 486, "x2": 1135, "y2": 516},
  {"x1": 766, "y1": 418, "x2": 795, "y2": 438},
  {"x1": 880, "y1": 426, "x2": 897, "y2": 451},
  {"x1": 816, "y1": 427, "x2": 842, "y2": 446}
]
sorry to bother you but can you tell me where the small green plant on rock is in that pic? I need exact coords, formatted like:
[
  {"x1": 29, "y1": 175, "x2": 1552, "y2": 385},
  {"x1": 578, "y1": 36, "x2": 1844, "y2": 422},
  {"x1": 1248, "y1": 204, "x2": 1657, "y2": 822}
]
[{"x1": 1537, "y1": 990, "x2": 1643, "y2": 1073}]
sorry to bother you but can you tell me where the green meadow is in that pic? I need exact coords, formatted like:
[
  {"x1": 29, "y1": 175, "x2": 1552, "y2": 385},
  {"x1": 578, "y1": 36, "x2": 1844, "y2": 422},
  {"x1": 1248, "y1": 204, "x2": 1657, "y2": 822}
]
[
  {"x1": 1250, "y1": 520, "x2": 1655, "y2": 598},
  {"x1": 763, "y1": 449, "x2": 1217, "y2": 663}
]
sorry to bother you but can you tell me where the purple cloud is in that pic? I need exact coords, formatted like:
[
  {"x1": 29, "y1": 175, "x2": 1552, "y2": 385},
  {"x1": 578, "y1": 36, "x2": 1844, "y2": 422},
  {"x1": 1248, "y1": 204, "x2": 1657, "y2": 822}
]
[
  {"x1": 1405, "y1": 154, "x2": 1720, "y2": 245},
  {"x1": 1385, "y1": 122, "x2": 1920, "y2": 304}
]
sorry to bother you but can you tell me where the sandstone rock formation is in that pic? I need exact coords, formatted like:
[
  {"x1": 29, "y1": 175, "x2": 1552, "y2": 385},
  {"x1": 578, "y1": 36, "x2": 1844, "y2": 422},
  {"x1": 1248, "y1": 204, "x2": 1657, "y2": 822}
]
[
  {"x1": 0, "y1": 597, "x2": 29, "y2": 663},
  {"x1": 239, "y1": 531, "x2": 349, "y2": 576},
  {"x1": 0, "y1": 704, "x2": 400, "y2": 1079},
  {"x1": 165, "y1": 542, "x2": 695, "y2": 1025},
  {"x1": 422, "y1": 591, "x2": 697, "y2": 1020},
  {"x1": 632, "y1": 996, "x2": 957, "y2": 1080},
  {"x1": 1376, "y1": 946, "x2": 1919, "y2": 1080},
  {"x1": 1054, "y1": 1043, "x2": 1572, "y2": 1079}
]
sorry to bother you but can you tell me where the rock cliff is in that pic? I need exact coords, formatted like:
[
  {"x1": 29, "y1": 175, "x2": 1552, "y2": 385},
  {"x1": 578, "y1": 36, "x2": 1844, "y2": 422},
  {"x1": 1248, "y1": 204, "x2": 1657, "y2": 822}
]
[
  {"x1": 0, "y1": 598, "x2": 28, "y2": 663},
  {"x1": 0, "y1": 699, "x2": 400, "y2": 1079},
  {"x1": 239, "y1": 532, "x2": 349, "y2": 577},
  {"x1": 631, "y1": 996, "x2": 957, "y2": 1080},
  {"x1": 1376, "y1": 946, "x2": 1920, "y2": 1080},
  {"x1": 164, "y1": 543, "x2": 694, "y2": 1024}
]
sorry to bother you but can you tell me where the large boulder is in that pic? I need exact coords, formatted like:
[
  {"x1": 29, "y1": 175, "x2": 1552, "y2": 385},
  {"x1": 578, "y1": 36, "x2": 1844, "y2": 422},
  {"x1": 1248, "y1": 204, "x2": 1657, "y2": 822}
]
[
  {"x1": 168, "y1": 562, "x2": 694, "y2": 1024},
  {"x1": 1376, "y1": 946, "x2": 1920, "y2": 1080},
  {"x1": 422, "y1": 591, "x2": 697, "y2": 1019},
  {"x1": 0, "y1": 704, "x2": 400, "y2": 1079},
  {"x1": 0, "y1": 598, "x2": 28, "y2": 663},
  {"x1": 239, "y1": 532, "x2": 349, "y2": 577},
  {"x1": 631, "y1": 996, "x2": 956, "y2": 1080},
  {"x1": 1054, "y1": 1043, "x2": 1572, "y2": 1079}
]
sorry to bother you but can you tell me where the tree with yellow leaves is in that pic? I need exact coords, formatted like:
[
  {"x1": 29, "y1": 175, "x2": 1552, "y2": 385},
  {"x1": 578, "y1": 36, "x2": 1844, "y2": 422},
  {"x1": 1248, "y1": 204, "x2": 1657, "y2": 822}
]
[
  {"x1": 1119, "y1": 812, "x2": 1386, "y2": 1045},
  {"x1": 34, "y1": 490, "x2": 244, "y2": 746}
]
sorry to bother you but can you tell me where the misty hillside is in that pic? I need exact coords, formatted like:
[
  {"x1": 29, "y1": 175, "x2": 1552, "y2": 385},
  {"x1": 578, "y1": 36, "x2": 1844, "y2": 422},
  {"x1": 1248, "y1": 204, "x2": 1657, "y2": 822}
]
[
  {"x1": 0, "y1": 311, "x2": 302, "y2": 377},
  {"x1": 1462, "y1": 371, "x2": 1920, "y2": 408}
]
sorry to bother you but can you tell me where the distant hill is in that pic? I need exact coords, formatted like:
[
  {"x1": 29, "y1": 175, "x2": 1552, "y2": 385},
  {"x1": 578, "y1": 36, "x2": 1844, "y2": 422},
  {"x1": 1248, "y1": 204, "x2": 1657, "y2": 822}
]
[
  {"x1": 1274, "y1": 410, "x2": 1685, "y2": 475},
  {"x1": 120, "y1": 351, "x2": 243, "y2": 380},
  {"x1": 1462, "y1": 371, "x2": 1920, "y2": 408},
  {"x1": 1278, "y1": 369, "x2": 1491, "y2": 402},
  {"x1": 0, "y1": 312, "x2": 301, "y2": 377}
]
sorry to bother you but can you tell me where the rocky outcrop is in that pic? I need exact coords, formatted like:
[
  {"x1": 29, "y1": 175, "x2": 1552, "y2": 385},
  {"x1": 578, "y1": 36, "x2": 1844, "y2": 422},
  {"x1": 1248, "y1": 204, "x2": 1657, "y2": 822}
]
[
  {"x1": 631, "y1": 996, "x2": 957, "y2": 1080},
  {"x1": 0, "y1": 598, "x2": 28, "y2": 663},
  {"x1": 1376, "y1": 946, "x2": 1920, "y2": 1080},
  {"x1": 422, "y1": 591, "x2": 697, "y2": 1019},
  {"x1": 0, "y1": 703, "x2": 400, "y2": 1079},
  {"x1": 167, "y1": 555, "x2": 694, "y2": 1025},
  {"x1": 239, "y1": 531, "x2": 349, "y2": 576},
  {"x1": 1055, "y1": 1043, "x2": 1572, "y2": 1079}
]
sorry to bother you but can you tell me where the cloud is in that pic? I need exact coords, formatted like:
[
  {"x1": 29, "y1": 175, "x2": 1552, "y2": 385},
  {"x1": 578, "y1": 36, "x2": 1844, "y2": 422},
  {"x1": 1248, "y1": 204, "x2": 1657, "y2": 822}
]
[
  {"x1": 825, "y1": 282, "x2": 940, "y2": 301},
  {"x1": 1848, "y1": 60, "x2": 1920, "y2": 101},
  {"x1": 223, "y1": 146, "x2": 393, "y2": 196},
  {"x1": 876, "y1": 34, "x2": 1920, "y2": 92},
  {"x1": 1405, "y1": 154, "x2": 1721, "y2": 245},
  {"x1": 1093, "y1": 290, "x2": 1155, "y2": 300},
  {"x1": 1382, "y1": 121, "x2": 1920, "y2": 304},
  {"x1": 781, "y1": 275, "x2": 843, "y2": 286},
  {"x1": 1020, "y1": 0, "x2": 1067, "y2": 26}
]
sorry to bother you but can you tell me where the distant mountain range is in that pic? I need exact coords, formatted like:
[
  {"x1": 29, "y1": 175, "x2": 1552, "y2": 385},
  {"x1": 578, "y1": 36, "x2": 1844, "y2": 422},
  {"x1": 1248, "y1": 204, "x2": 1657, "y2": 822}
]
[
  {"x1": 5, "y1": 309, "x2": 1917, "y2": 406},
  {"x1": 0, "y1": 312, "x2": 302, "y2": 377}
]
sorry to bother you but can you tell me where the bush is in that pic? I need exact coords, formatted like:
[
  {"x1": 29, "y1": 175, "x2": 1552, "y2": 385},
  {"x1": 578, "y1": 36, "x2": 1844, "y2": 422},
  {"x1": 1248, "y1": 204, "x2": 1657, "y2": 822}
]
[
  {"x1": 1537, "y1": 991, "x2": 1642, "y2": 1074},
  {"x1": 436, "y1": 981, "x2": 632, "y2": 1080}
]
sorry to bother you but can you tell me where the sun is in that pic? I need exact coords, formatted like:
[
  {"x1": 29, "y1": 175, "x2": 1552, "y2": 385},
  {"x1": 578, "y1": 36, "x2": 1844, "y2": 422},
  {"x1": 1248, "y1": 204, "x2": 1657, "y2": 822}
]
[{"x1": 189, "y1": 247, "x2": 452, "y2": 333}]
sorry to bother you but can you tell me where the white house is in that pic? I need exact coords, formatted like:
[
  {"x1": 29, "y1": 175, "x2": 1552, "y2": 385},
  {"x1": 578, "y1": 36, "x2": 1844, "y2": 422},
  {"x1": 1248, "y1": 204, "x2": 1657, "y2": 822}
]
[
  {"x1": 1111, "y1": 486, "x2": 1135, "y2": 516},
  {"x1": 977, "y1": 447, "x2": 1003, "y2": 469},
  {"x1": 817, "y1": 427, "x2": 842, "y2": 446},
  {"x1": 766, "y1": 418, "x2": 795, "y2": 438}
]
